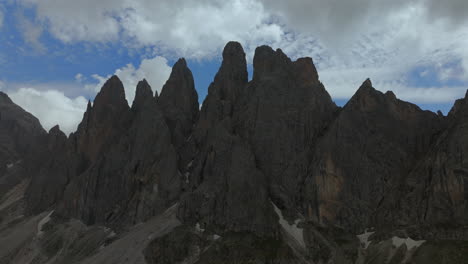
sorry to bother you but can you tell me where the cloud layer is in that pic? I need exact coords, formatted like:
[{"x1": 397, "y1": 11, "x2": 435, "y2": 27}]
[
  {"x1": 85, "y1": 56, "x2": 172, "y2": 104},
  {"x1": 5, "y1": 0, "x2": 468, "y2": 133},
  {"x1": 0, "y1": 8, "x2": 4, "y2": 29},
  {"x1": 8, "y1": 88, "x2": 88, "y2": 134},
  {"x1": 4, "y1": 56, "x2": 172, "y2": 134},
  {"x1": 17, "y1": 0, "x2": 468, "y2": 101}
]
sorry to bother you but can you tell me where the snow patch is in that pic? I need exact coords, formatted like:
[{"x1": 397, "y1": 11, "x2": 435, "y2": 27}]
[
  {"x1": 357, "y1": 229, "x2": 375, "y2": 249},
  {"x1": 187, "y1": 160, "x2": 193, "y2": 168},
  {"x1": 108, "y1": 231, "x2": 116, "y2": 238},
  {"x1": 213, "y1": 234, "x2": 221, "y2": 240},
  {"x1": 195, "y1": 222, "x2": 205, "y2": 233},
  {"x1": 184, "y1": 172, "x2": 190, "y2": 184},
  {"x1": 37, "y1": 210, "x2": 54, "y2": 236},
  {"x1": 103, "y1": 227, "x2": 117, "y2": 239},
  {"x1": 271, "y1": 202, "x2": 305, "y2": 248},
  {"x1": 392, "y1": 236, "x2": 425, "y2": 250}
]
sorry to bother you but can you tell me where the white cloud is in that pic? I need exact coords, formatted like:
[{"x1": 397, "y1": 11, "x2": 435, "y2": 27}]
[
  {"x1": 16, "y1": 0, "x2": 468, "y2": 104},
  {"x1": 20, "y1": 0, "x2": 121, "y2": 43},
  {"x1": 8, "y1": 88, "x2": 88, "y2": 135},
  {"x1": 259, "y1": 0, "x2": 468, "y2": 103},
  {"x1": 19, "y1": 0, "x2": 282, "y2": 59},
  {"x1": 0, "y1": 8, "x2": 4, "y2": 29},
  {"x1": 75, "y1": 73, "x2": 84, "y2": 83},
  {"x1": 86, "y1": 56, "x2": 172, "y2": 104},
  {"x1": 15, "y1": 11, "x2": 46, "y2": 53}
]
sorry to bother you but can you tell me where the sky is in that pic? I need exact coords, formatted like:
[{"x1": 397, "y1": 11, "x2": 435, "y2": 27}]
[{"x1": 1, "y1": 0, "x2": 468, "y2": 134}]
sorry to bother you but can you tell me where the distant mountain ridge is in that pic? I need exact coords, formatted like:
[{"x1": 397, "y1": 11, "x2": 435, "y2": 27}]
[{"x1": 0, "y1": 42, "x2": 467, "y2": 264}]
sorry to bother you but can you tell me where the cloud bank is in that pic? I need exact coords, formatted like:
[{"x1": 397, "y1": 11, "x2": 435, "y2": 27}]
[
  {"x1": 7, "y1": 0, "x2": 468, "y2": 132},
  {"x1": 86, "y1": 56, "x2": 172, "y2": 104},
  {"x1": 8, "y1": 88, "x2": 88, "y2": 134},
  {"x1": 18, "y1": 0, "x2": 468, "y2": 100},
  {"x1": 0, "y1": 8, "x2": 4, "y2": 29}
]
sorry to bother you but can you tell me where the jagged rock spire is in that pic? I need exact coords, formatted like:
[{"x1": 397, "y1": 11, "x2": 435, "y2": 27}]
[
  {"x1": 132, "y1": 79, "x2": 153, "y2": 110},
  {"x1": 74, "y1": 75, "x2": 130, "y2": 161},
  {"x1": 215, "y1": 41, "x2": 248, "y2": 101},
  {"x1": 159, "y1": 58, "x2": 199, "y2": 119},
  {"x1": 92, "y1": 75, "x2": 128, "y2": 117},
  {"x1": 0, "y1": 91, "x2": 13, "y2": 104},
  {"x1": 195, "y1": 41, "x2": 248, "y2": 138},
  {"x1": 158, "y1": 58, "x2": 199, "y2": 148}
]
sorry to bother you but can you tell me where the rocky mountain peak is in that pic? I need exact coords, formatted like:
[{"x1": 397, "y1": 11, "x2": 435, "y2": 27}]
[
  {"x1": 346, "y1": 78, "x2": 383, "y2": 111},
  {"x1": 0, "y1": 91, "x2": 13, "y2": 104},
  {"x1": 86, "y1": 100, "x2": 92, "y2": 111},
  {"x1": 205, "y1": 41, "x2": 247, "y2": 105},
  {"x1": 252, "y1": 46, "x2": 291, "y2": 80},
  {"x1": 193, "y1": 42, "x2": 248, "y2": 142},
  {"x1": 385, "y1": 90, "x2": 397, "y2": 100},
  {"x1": 223, "y1": 41, "x2": 245, "y2": 58},
  {"x1": 217, "y1": 41, "x2": 248, "y2": 98},
  {"x1": 132, "y1": 79, "x2": 154, "y2": 110},
  {"x1": 157, "y1": 58, "x2": 199, "y2": 149},
  {"x1": 93, "y1": 75, "x2": 128, "y2": 111},
  {"x1": 74, "y1": 76, "x2": 130, "y2": 162},
  {"x1": 355, "y1": 78, "x2": 375, "y2": 95},
  {"x1": 448, "y1": 89, "x2": 468, "y2": 117},
  {"x1": 292, "y1": 57, "x2": 320, "y2": 86},
  {"x1": 87, "y1": 75, "x2": 129, "y2": 119},
  {"x1": 48, "y1": 125, "x2": 64, "y2": 136},
  {"x1": 159, "y1": 58, "x2": 198, "y2": 119}
]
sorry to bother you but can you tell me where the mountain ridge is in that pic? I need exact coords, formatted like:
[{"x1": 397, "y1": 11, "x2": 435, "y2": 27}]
[{"x1": 0, "y1": 42, "x2": 467, "y2": 264}]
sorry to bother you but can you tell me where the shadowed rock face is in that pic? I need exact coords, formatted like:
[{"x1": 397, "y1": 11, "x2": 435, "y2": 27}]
[
  {"x1": 132, "y1": 79, "x2": 153, "y2": 111},
  {"x1": 158, "y1": 58, "x2": 199, "y2": 150},
  {"x1": 25, "y1": 125, "x2": 72, "y2": 214},
  {"x1": 58, "y1": 76, "x2": 182, "y2": 228},
  {"x1": 2, "y1": 41, "x2": 468, "y2": 263},
  {"x1": 74, "y1": 75, "x2": 130, "y2": 163},
  {"x1": 303, "y1": 79, "x2": 445, "y2": 232},
  {"x1": 374, "y1": 90, "x2": 468, "y2": 238},
  {"x1": 180, "y1": 42, "x2": 337, "y2": 237},
  {"x1": 195, "y1": 41, "x2": 248, "y2": 137},
  {"x1": 235, "y1": 46, "x2": 338, "y2": 216},
  {"x1": 23, "y1": 74, "x2": 186, "y2": 228},
  {"x1": 178, "y1": 42, "x2": 277, "y2": 237},
  {"x1": 0, "y1": 92, "x2": 47, "y2": 199}
]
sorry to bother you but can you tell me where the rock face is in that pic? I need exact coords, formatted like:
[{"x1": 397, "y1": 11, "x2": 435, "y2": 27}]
[
  {"x1": 25, "y1": 125, "x2": 71, "y2": 214},
  {"x1": 375, "y1": 90, "x2": 468, "y2": 238},
  {"x1": 303, "y1": 79, "x2": 444, "y2": 232},
  {"x1": 158, "y1": 58, "x2": 199, "y2": 150},
  {"x1": 58, "y1": 75, "x2": 182, "y2": 227},
  {"x1": 236, "y1": 46, "x2": 338, "y2": 216},
  {"x1": 178, "y1": 42, "x2": 277, "y2": 237},
  {"x1": 1, "y1": 41, "x2": 468, "y2": 263},
  {"x1": 0, "y1": 92, "x2": 47, "y2": 199},
  {"x1": 25, "y1": 73, "x2": 187, "y2": 228}
]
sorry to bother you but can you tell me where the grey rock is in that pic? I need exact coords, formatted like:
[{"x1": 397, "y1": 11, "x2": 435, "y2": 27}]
[
  {"x1": 375, "y1": 89, "x2": 468, "y2": 238},
  {"x1": 158, "y1": 58, "x2": 199, "y2": 150},
  {"x1": 0, "y1": 92, "x2": 47, "y2": 200},
  {"x1": 235, "y1": 45, "x2": 338, "y2": 218},
  {"x1": 303, "y1": 79, "x2": 443, "y2": 232}
]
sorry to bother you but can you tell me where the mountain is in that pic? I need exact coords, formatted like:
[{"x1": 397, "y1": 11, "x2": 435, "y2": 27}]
[
  {"x1": 0, "y1": 92, "x2": 47, "y2": 209},
  {"x1": 0, "y1": 42, "x2": 467, "y2": 264}
]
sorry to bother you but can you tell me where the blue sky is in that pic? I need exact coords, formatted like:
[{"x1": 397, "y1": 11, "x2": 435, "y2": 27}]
[{"x1": 1, "y1": 0, "x2": 468, "y2": 133}]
